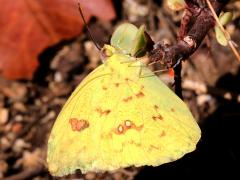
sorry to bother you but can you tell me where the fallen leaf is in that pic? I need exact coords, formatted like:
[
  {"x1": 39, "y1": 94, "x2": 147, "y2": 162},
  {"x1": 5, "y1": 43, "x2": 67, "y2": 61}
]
[{"x1": 0, "y1": 0, "x2": 115, "y2": 79}]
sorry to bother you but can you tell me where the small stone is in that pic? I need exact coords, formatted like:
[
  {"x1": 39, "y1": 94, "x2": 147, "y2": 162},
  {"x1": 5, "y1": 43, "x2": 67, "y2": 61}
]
[
  {"x1": 54, "y1": 72, "x2": 63, "y2": 82},
  {"x1": 34, "y1": 99, "x2": 42, "y2": 106},
  {"x1": 0, "y1": 137, "x2": 11, "y2": 151},
  {"x1": 0, "y1": 108, "x2": 9, "y2": 124},
  {"x1": 197, "y1": 94, "x2": 212, "y2": 106},
  {"x1": 49, "y1": 82, "x2": 72, "y2": 96},
  {"x1": 113, "y1": 171, "x2": 123, "y2": 180},
  {"x1": 13, "y1": 102, "x2": 27, "y2": 112},
  {"x1": 15, "y1": 115, "x2": 24, "y2": 122},
  {"x1": 41, "y1": 111, "x2": 56, "y2": 123},
  {"x1": 85, "y1": 172, "x2": 96, "y2": 180},
  {"x1": 41, "y1": 96, "x2": 50, "y2": 103},
  {"x1": 13, "y1": 139, "x2": 31, "y2": 153},
  {"x1": 22, "y1": 149, "x2": 42, "y2": 169},
  {"x1": 223, "y1": 92, "x2": 232, "y2": 100},
  {"x1": 123, "y1": 0, "x2": 148, "y2": 21}
]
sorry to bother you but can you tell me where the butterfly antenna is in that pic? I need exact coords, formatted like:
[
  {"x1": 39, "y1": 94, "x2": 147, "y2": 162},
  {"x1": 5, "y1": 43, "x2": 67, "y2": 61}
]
[{"x1": 77, "y1": 2, "x2": 101, "y2": 50}]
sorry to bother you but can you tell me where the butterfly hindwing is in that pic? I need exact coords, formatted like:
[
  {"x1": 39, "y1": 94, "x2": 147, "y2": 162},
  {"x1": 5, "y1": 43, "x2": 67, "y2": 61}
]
[{"x1": 47, "y1": 53, "x2": 201, "y2": 176}]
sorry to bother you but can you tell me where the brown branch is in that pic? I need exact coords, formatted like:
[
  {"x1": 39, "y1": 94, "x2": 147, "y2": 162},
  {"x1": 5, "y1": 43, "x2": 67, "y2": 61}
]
[
  {"x1": 174, "y1": 62, "x2": 183, "y2": 99},
  {"x1": 149, "y1": 0, "x2": 230, "y2": 97}
]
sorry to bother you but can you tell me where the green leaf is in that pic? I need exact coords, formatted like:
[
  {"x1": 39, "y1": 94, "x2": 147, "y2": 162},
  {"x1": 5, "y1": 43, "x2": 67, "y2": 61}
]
[
  {"x1": 110, "y1": 23, "x2": 153, "y2": 57},
  {"x1": 219, "y1": 12, "x2": 233, "y2": 26},
  {"x1": 215, "y1": 26, "x2": 228, "y2": 46},
  {"x1": 110, "y1": 23, "x2": 138, "y2": 54},
  {"x1": 131, "y1": 25, "x2": 147, "y2": 57},
  {"x1": 214, "y1": 12, "x2": 233, "y2": 46}
]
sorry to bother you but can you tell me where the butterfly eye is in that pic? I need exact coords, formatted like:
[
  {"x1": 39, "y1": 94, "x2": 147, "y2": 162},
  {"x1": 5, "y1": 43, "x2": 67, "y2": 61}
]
[{"x1": 101, "y1": 47, "x2": 113, "y2": 58}]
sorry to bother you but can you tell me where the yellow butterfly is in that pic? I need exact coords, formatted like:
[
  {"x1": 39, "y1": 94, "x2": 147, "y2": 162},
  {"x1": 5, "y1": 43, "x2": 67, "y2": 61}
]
[{"x1": 47, "y1": 23, "x2": 201, "y2": 176}]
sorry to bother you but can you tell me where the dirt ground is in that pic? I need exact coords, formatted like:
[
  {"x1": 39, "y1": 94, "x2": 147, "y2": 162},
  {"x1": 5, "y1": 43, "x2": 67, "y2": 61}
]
[{"x1": 1, "y1": 0, "x2": 240, "y2": 179}]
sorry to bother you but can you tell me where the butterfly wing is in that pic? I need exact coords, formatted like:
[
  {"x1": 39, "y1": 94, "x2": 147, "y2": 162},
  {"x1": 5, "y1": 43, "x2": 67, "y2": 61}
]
[
  {"x1": 47, "y1": 53, "x2": 201, "y2": 176},
  {"x1": 47, "y1": 63, "x2": 113, "y2": 176},
  {"x1": 98, "y1": 54, "x2": 201, "y2": 168}
]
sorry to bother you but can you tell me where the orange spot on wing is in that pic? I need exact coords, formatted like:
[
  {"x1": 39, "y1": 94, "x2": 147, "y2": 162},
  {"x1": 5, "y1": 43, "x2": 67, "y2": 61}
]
[
  {"x1": 123, "y1": 96, "x2": 133, "y2": 102},
  {"x1": 69, "y1": 118, "x2": 89, "y2": 132},
  {"x1": 135, "y1": 124, "x2": 144, "y2": 131},
  {"x1": 135, "y1": 86, "x2": 145, "y2": 98},
  {"x1": 124, "y1": 120, "x2": 133, "y2": 129},
  {"x1": 154, "y1": 105, "x2": 159, "y2": 111},
  {"x1": 123, "y1": 140, "x2": 141, "y2": 147},
  {"x1": 126, "y1": 120, "x2": 144, "y2": 131},
  {"x1": 102, "y1": 86, "x2": 108, "y2": 90},
  {"x1": 116, "y1": 125, "x2": 125, "y2": 134},
  {"x1": 115, "y1": 83, "x2": 120, "y2": 87},
  {"x1": 171, "y1": 108, "x2": 175, "y2": 112},
  {"x1": 150, "y1": 144, "x2": 160, "y2": 150},
  {"x1": 136, "y1": 91, "x2": 145, "y2": 98},
  {"x1": 114, "y1": 120, "x2": 144, "y2": 135},
  {"x1": 104, "y1": 109, "x2": 111, "y2": 115},
  {"x1": 159, "y1": 130, "x2": 166, "y2": 137},
  {"x1": 152, "y1": 114, "x2": 164, "y2": 121},
  {"x1": 95, "y1": 107, "x2": 111, "y2": 116}
]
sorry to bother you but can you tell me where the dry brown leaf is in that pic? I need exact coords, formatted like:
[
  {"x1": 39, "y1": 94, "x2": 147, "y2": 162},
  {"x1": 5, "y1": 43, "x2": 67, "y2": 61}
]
[{"x1": 0, "y1": 0, "x2": 115, "y2": 79}]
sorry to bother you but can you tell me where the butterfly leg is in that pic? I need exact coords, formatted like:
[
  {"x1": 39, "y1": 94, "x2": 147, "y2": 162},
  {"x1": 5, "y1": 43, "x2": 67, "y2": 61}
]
[
  {"x1": 136, "y1": 64, "x2": 157, "y2": 78},
  {"x1": 120, "y1": 58, "x2": 160, "y2": 78},
  {"x1": 120, "y1": 58, "x2": 140, "y2": 64},
  {"x1": 139, "y1": 73, "x2": 155, "y2": 78},
  {"x1": 122, "y1": 60, "x2": 154, "y2": 78},
  {"x1": 138, "y1": 64, "x2": 143, "y2": 78}
]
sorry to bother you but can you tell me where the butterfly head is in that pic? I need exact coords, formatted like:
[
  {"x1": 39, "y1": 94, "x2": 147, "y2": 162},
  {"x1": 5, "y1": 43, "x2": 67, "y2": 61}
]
[{"x1": 100, "y1": 44, "x2": 116, "y2": 61}]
